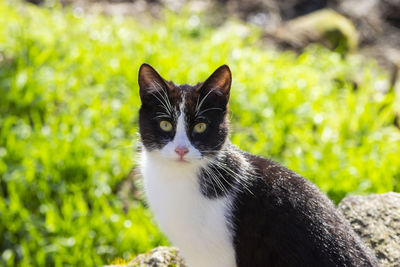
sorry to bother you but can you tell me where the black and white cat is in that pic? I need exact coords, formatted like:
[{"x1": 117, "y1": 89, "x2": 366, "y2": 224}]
[{"x1": 138, "y1": 63, "x2": 379, "y2": 267}]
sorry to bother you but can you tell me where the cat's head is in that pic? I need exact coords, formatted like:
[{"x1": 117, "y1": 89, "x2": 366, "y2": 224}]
[{"x1": 138, "y1": 63, "x2": 231, "y2": 165}]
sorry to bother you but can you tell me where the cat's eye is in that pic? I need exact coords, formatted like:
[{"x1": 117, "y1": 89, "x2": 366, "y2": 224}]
[
  {"x1": 193, "y1": 122, "x2": 207, "y2": 133},
  {"x1": 160, "y1": 121, "x2": 173, "y2": 132}
]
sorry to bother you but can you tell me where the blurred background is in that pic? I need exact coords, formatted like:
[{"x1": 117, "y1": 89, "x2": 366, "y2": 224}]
[{"x1": 1, "y1": 0, "x2": 400, "y2": 266}]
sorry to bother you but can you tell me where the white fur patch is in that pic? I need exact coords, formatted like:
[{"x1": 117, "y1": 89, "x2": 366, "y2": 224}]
[
  {"x1": 140, "y1": 101, "x2": 236, "y2": 267},
  {"x1": 141, "y1": 152, "x2": 236, "y2": 267}
]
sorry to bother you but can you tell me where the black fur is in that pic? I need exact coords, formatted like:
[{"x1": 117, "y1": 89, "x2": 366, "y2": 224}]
[
  {"x1": 230, "y1": 151, "x2": 378, "y2": 266},
  {"x1": 195, "y1": 143, "x2": 379, "y2": 266}
]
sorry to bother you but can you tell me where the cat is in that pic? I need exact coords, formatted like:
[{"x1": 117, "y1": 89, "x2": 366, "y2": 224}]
[{"x1": 138, "y1": 63, "x2": 379, "y2": 267}]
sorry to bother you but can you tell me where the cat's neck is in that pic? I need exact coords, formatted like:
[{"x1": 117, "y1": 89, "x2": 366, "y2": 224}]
[{"x1": 198, "y1": 143, "x2": 254, "y2": 198}]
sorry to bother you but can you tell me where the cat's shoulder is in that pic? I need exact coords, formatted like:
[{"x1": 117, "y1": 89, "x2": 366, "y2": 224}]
[
  {"x1": 232, "y1": 146, "x2": 305, "y2": 182},
  {"x1": 232, "y1": 146, "x2": 325, "y2": 201}
]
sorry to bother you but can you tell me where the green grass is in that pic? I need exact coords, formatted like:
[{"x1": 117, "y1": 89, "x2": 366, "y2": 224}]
[{"x1": 1, "y1": 0, "x2": 399, "y2": 266}]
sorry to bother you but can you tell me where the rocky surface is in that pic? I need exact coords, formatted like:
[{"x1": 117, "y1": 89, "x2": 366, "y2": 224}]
[
  {"x1": 106, "y1": 192, "x2": 400, "y2": 267},
  {"x1": 128, "y1": 246, "x2": 187, "y2": 267},
  {"x1": 103, "y1": 247, "x2": 186, "y2": 267},
  {"x1": 338, "y1": 192, "x2": 400, "y2": 267},
  {"x1": 106, "y1": 246, "x2": 187, "y2": 267}
]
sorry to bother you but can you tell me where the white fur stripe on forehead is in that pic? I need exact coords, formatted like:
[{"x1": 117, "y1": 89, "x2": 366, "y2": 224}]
[{"x1": 173, "y1": 96, "x2": 190, "y2": 147}]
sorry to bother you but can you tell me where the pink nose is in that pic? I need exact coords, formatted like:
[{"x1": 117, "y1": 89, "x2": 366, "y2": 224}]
[{"x1": 175, "y1": 146, "x2": 189, "y2": 159}]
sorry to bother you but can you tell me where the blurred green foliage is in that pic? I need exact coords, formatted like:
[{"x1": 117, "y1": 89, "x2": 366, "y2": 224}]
[{"x1": 0, "y1": 0, "x2": 399, "y2": 266}]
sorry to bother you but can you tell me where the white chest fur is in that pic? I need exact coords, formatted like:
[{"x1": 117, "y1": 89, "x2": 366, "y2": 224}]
[{"x1": 140, "y1": 152, "x2": 237, "y2": 267}]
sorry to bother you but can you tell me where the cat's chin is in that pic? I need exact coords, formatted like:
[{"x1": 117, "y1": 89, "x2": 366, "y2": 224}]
[
  {"x1": 166, "y1": 156, "x2": 205, "y2": 167},
  {"x1": 175, "y1": 158, "x2": 190, "y2": 163},
  {"x1": 171, "y1": 156, "x2": 203, "y2": 165}
]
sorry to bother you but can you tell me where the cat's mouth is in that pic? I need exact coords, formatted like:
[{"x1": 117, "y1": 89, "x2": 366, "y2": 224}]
[
  {"x1": 172, "y1": 155, "x2": 204, "y2": 164},
  {"x1": 176, "y1": 158, "x2": 190, "y2": 163},
  {"x1": 174, "y1": 155, "x2": 202, "y2": 163}
]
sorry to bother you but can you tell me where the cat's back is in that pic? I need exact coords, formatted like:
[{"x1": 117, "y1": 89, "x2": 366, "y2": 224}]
[{"x1": 231, "y1": 151, "x2": 379, "y2": 267}]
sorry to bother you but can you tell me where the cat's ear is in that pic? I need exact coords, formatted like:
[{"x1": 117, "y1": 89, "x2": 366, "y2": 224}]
[
  {"x1": 138, "y1": 63, "x2": 169, "y2": 101},
  {"x1": 199, "y1": 65, "x2": 232, "y2": 101}
]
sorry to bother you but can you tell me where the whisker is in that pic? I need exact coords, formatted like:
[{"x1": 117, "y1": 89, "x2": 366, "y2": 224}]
[
  {"x1": 154, "y1": 114, "x2": 172, "y2": 119},
  {"x1": 209, "y1": 163, "x2": 237, "y2": 193},
  {"x1": 195, "y1": 88, "x2": 216, "y2": 116},
  {"x1": 150, "y1": 91, "x2": 172, "y2": 116},
  {"x1": 197, "y1": 107, "x2": 223, "y2": 117},
  {"x1": 201, "y1": 166, "x2": 220, "y2": 196},
  {"x1": 154, "y1": 80, "x2": 173, "y2": 115},
  {"x1": 207, "y1": 156, "x2": 254, "y2": 195}
]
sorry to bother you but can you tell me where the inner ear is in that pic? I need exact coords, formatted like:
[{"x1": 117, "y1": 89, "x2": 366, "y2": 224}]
[
  {"x1": 138, "y1": 63, "x2": 169, "y2": 101},
  {"x1": 198, "y1": 65, "x2": 232, "y2": 98}
]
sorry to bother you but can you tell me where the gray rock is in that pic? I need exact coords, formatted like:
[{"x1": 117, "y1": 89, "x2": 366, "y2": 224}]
[
  {"x1": 127, "y1": 246, "x2": 187, "y2": 267},
  {"x1": 338, "y1": 192, "x2": 400, "y2": 267}
]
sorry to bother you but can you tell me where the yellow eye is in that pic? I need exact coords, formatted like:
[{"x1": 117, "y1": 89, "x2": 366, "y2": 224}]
[
  {"x1": 160, "y1": 121, "x2": 173, "y2": 131},
  {"x1": 194, "y1": 122, "x2": 207, "y2": 133}
]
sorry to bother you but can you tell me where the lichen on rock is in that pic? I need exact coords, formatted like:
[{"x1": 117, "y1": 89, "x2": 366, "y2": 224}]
[
  {"x1": 338, "y1": 192, "x2": 400, "y2": 267},
  {"x1": 127, "y1": 246, "x2": 187, "y2": 267}
]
